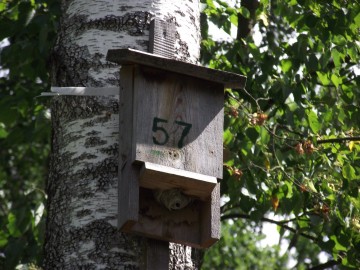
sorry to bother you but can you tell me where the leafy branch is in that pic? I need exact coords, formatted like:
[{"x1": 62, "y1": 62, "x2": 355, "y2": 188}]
[
  {"x1": 221, "y1": 213, "x2": 318, "y2": 242},
  {"x1": 317, "y1": 136, "x2": 360, "y2": 144}
]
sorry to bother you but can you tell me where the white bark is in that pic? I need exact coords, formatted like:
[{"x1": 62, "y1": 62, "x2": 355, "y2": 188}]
[{"x1": 45, "y1": 0, "x2": 201, "y2": 269}]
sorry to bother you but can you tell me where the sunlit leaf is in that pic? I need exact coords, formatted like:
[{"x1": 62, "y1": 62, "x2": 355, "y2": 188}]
[
  {"x1": 238, "y1": 6, "x2": 250, "y2": 19},
  {"x1": 349, "y1": 141, "x2": 355, "y2": 151},
  {"x1": 316, "y1": 71, "x2": 331, "y2": 85},
  {"x1": 306, "y1": 109, "x2": 320, "y2": 134},
  {"x1": 280, "y1": 59, "x2": 292, "y2": 73},
  {"x1": 330, "y1": 73, "x2": 342, "y2": 88},
  {"x1": 223, "y1": 128, "x2": 233, "y2": 145},
  {"x1": 342, "y1": 164, "x2": 356, "y2": 180},
  {"x1": 331, "y1": 48, "x2": 342, "y2": 68},
  {"x1": 271, "y1": 196, "x2": 279, "y2": 211}
]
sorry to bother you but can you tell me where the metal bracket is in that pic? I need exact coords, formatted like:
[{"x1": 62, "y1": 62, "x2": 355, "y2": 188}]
[{"x1": 38, "y1": 87, "x2": 118, "y2": 97}]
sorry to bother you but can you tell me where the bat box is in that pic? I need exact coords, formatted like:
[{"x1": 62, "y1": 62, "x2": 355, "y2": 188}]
[{"x1": 106, "y1": 48, "x2": 246, "y2": 248}]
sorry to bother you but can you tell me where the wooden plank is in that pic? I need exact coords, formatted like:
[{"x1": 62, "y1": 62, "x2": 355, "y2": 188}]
[
  {"x1": 131, "y1": 188, "x2": 203, "y2": 248},
  {"x1": 118, "y1": 66, "x2": 139, "y2": 229},
  {"x1": 149, "y1": 18, "x2": 175, "y2": 59},
  {"x1": 200, "y1": 183, "x2": 221, "y2": 248},
  {"x1": 106, "y1": 48, "x2": 246, "y2": 89},
  {"x1": 139, "y1": 162, "x2": 216, "y2": 201},
  {"x1": 133, "y1": 67, "x2": 224, "y2": 179},
  {"x1": 144, "y1": 239, "x2": 169, "y2": 270}
]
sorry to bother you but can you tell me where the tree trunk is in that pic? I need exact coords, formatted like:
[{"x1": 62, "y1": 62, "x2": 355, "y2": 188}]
[{"x1": 44, "y1": 0, "x2": 201, "y2": 269}]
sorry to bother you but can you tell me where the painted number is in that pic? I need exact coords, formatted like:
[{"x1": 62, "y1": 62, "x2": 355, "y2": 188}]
[
  {"x1": 152, "y1": 117, "x2": 169, "y2": 146},
  {"x1": 152, "y1": 117, "x2": 192, "y2": 148}
]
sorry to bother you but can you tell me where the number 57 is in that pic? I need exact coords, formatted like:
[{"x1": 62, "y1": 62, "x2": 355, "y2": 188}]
[{"x1": 152, "y1": 117, "x2": 192, "y2": 149}]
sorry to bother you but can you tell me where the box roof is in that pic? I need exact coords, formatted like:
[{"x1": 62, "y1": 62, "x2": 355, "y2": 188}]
[{"x1": 106, "y1": 48, "x2": 246, "y2": 89}]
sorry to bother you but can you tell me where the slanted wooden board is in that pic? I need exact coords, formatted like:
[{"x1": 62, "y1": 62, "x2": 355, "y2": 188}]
[
  {"x1": 106, "y1": 48, "x2": 246, "y2": 89},
  {"x1": 139, "y1": 162, "x2": 217, "y2": 201}
]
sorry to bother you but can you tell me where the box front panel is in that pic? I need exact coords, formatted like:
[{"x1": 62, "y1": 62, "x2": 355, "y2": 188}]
[{"x1": 133, "y1": 67, "x2": 223, "y2": 179}]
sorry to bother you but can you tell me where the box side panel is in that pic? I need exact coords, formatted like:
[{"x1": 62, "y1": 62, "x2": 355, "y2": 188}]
[
  {"x1": 118, "y1": 66, "x2": 139, "y2": 228},
  {"x1": 200, "y1": 183, "x2": 221, "y2": 248}
]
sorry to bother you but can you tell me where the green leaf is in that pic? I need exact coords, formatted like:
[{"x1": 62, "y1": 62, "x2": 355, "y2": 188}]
[
  {"x1": 354, "y1": 12, "x2": 360, "y2": 26},
  {"x1": 223, "y1": 129, "x2": 234, "y2": 145},
  {"x1": 0, "y1": 231, "x2": 8, "y2": 247},
  {"x1": 347, "y1": 45, "x2": 358, "y2": 61},
  {"x1": 331, "y1": 48, "x2": 342, "y2": 68},
  {"x1": 0, "y1": 2, "x2": 6, "y2": 12},
  {"x1": 316, "y1": 71, "x2": 330, "y2": 85},
  {"x1": 230, "y1": 14, "x2": 237, "y2": 26},
  {"x1": 0, "y1": 123, "x2": 8, "y2": 138},
  {"x1": 307, "y1": 180, "x2": 318, "y2": 193},
  {"x1": 330, "y1": 235, "x2": 347, "y2": 252},
  {"x1": 280, "y1": 59, "x2": 292, "y2": 73},
  {"x1": 7, "y1": 213, "x2": 21, "y2": 237},
  {"x1": 239, "y1": 6, "x2": 250, "y2": 19},
  {"x1": 342, "y1": 164, "x2": 356, "y2": 180},
  {"x1": 330, "y1": 73, "x2": 342, "y2": 88},
  {"x1": 306, "y1": 109, "x2": 320, "y2": 134},
  {"x1": 259, "y1": 126, "x2": 270, "y2": 145}
]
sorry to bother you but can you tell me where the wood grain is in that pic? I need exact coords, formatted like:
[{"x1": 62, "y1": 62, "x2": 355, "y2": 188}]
[
  {"x1": 106, "y1": 48, "x2": 246, "y2": 89},
  {"x1": 133, "y1": 66, "x2": 224, "y2": 179},
  {"x1": 149, "y1": 18, "x2": 176, "y2": 59},
  {"x1": 139, "y1": 162, "x2": 216, "y2": 201},
  {"x1": 118, "y1": 65, "x2": 139, "y2": 229}
]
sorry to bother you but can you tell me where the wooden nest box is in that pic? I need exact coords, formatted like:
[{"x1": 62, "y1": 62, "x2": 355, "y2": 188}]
[{"x1": 106, "y1": 48, "x2": 246, "y2": 248}]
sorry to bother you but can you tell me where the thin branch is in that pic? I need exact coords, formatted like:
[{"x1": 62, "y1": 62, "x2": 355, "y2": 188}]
[
  {"x1": 264, "y1": 125, "x2": 300, "y2": 143},
  {"x1": 221, "y1": 213, "x2": 318, "y2": 242},
  {"x1": 240, "y1": 87, "x2": 261, "y2": 110},
  {"x1": 317, "y1": 136, "x2": 360, "y2": 144}
]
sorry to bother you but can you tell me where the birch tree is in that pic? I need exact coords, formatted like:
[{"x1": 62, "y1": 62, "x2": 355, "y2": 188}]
[{"x1": 44, "y1": 0, "x2": 201, "y2": 268}]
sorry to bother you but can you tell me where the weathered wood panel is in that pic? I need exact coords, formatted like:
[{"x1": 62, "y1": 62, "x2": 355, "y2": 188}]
[
  {"x1": 201, "y1": 183, "x2": 221, "y2": 247},
  {"x1": 117, "y1": 60, "x2": 224, "y2": 248},
  {"x1": 149, "y1": 18, "x2": 176, "y2": 59},
  {"x1": 118, "y1": 65, "x2": 139, "y2": 229},
  {"x1": 133, "y1": 66, "x2": 224, "y2": 179},
  {"x1": 144, "y1": 239, "x2": 169, "y2": 270},
  {"x1": 125, "y1": 188, "x2": 220, "y2": 249}
]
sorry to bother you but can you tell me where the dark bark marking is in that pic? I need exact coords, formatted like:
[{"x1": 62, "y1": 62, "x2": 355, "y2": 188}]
[
  {"x1": 99, "y1": 144, "x2": 118, "y2": 157},
  {"x1": 76, "y1": 209, "x2": 92, "y2": 218},
  {"x1": 51, "y1": 12, "x2": 151, "y2": 87},
  {"x1": 86, "y1": 130, "x2": 101, "y2": 136},
  {"x1": 51, "y1": 96, "x2": 118, "y2": 122},
  {"x1": 84, "y1": 12, "x2": 152, "y2": 35},
  {"x1": 175, "y1": 10, "x2": 186, "y2": 17},
  {"x1": 84, "y1": 136, "x2": 107, "y2": 147}
]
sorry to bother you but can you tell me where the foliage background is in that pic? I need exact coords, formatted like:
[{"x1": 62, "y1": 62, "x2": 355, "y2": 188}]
[{"x1": 0, "y1": 0, "x2": 359, "y2": 269}]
